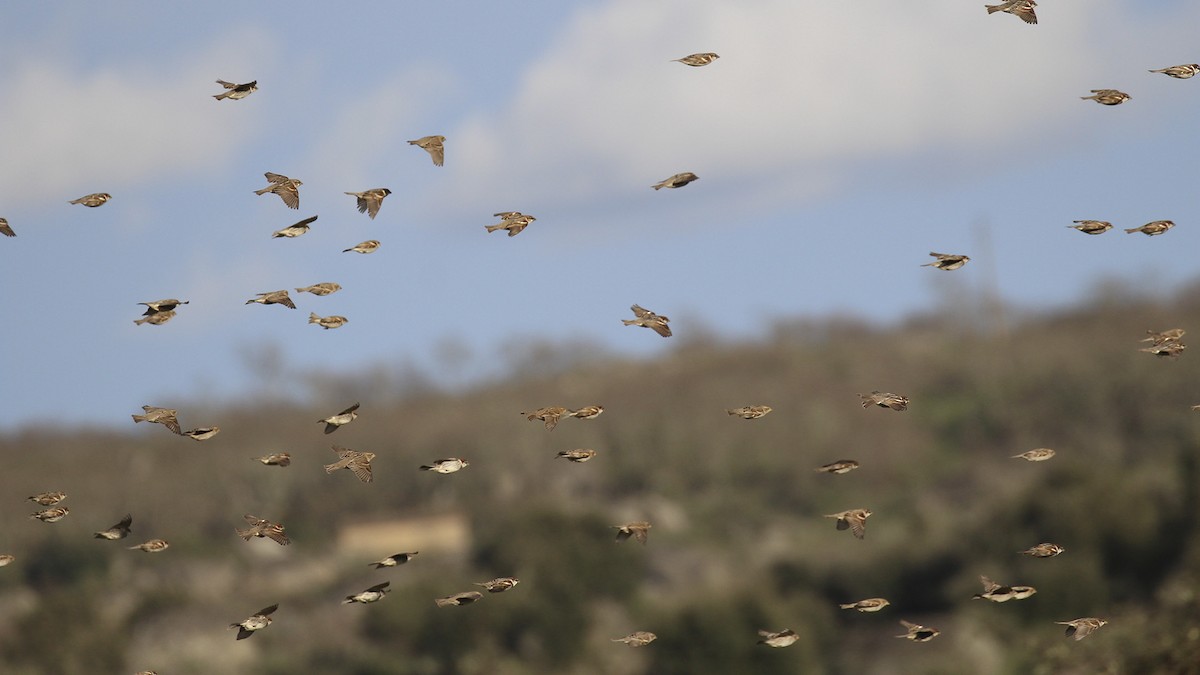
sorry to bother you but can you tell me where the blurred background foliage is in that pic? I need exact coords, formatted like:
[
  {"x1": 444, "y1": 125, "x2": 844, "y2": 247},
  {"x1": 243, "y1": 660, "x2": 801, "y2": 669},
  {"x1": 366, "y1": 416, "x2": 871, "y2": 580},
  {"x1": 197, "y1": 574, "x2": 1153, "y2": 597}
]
[{"x1": 2, "y1": 281, "x2": 1200, "y2": 674}]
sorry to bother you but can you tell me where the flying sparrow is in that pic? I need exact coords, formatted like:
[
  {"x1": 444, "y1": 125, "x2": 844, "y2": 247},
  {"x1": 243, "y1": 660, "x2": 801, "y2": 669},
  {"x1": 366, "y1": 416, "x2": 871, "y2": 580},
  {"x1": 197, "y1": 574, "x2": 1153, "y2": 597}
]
[
  {"x1": 245, "y1": 290, "x2": 296, "y2": 309},
  {"x1": 94, "y1": 514, "x2": 133, "y2": 540},
  {"x1": 984, "y1": 0, "x2": 1036, "y2": 24},
  {"x1": 419, "y1": 457, "x2": 470, "y2": 473},
  {"x1": 1125, "y1": 220, "x2": 1174, "y2": 236},
  {"x1": 569, "y1": 405, "x2": 605, "y2": 420},
  {"x1": 671, "y1": 53, "x2": 720, "y2": 67},
  {"x1": 69, "y1": 193, "x2": 112, "y2": 207},
  {"x1": 324, "y1": 445, "x2": 375, "y2": 483},
  {"x1": 1081, "y1": 89, "x2": 1131, "y2": 105},
  {"x1": 344, "y1": 188, "x2": 392, "y2": 220},
  {"x1": 859, "y1": 391, "x2": 909, "y2": 411},
  {"x1": 408, "y1": 135, "x2": 445, "y2": 166},
  {"x1": 622, "y1": 303, "x2": 672, "y2": 337},
  {"x1": 1149, "y1": 64, "x2": 1200, "y2": 79},
  {"x1": 370, "y1": 552, "x2": 419, "y2": 568},
  {"x1": 824, "y1": 509, "x2": 871, "y2": 539},
  {"x1": 756, "y1": 629, "x2": 799, "y2": 648},
  {"x1": 556, "y1": 449, "x2": 597, "y2": 462},
  {"x1": 134, "y1": 310, "x2": 176, "y2": 326},
  {"x1": 1013, "y1": 448, "x2": 1055, "y2": 461},
  {"x1": 272, "y1": 215, "x2": 317, "y2": 238},
  {"x1": 1069, "y1": 220, "x2": 1113, "y2": 235},
  {"x1": 475, "y1": 577, "x2": 520, "y2": 593},
  {"x1": 652, "y1": 172, "x2": 699, "y2": 190},
  {"x1": 485, "y1": 213, "x2": 536, "y2": 237},
  {"x1": 30, "y1": 507, "x2": 70, "y2": 523},
  {"x1": 815, "y1": 460, "x2": 860, "y2": 474},
  {"x1": 896, "y1": 620, "x2": 940, "y2": 642},
  {"x1": 1056, "y1": 617, "x2": 1108, "y2": 641},
  {"x1": 922, "y1": 252, "x2": 970, "y2": 270},
  {"x1": 1142, "y1": 328, "x2": 1185, "y2": 344},
  {"x1": 29, "y1": 491, "x2": 67, "y2": 506},
  {"x1": 132, "y1": 405, "x2": 182, "y2": 435},
  {"x1": 613, "y1": 521, "x2": 651, "y2": 544},
  {"x1": 1022, "y1": 542, "x2": 1065, "y2": 558},
  {"x1": 255, "y1": 453, "x2": 291, "y2": 467},
  {"x1": 1141, "y1": 340, "x2": 1186, "y2": 358},
  {"x1": 0, "y1": 218, "x2": 13, "y2": 237},
  {"x1": 309, "y1": 313, "x2": 349, "y2": 330},
  {"x1": 128, "y1": 539, "x2": 169, "y2": 553},
  {"x1": 973, "y1": 575, "x2": 1036, "y2": 602},
  {"x1": 612, "y1": 631, "x2": 657, "y2": 646},
  {"x1": 344, "y1": 582, "x2": 391, "y2": 604},
  {"x1": 726, "y1": 405, "x2": 772, "y2": 419},
  {"x1": 840, "y1": 598, "x2": 891, "y2": 612},
  {"x1": 319, "y1": 402, "x2": 360, "y2": 434},
  {"x1": 523, "y1": 406, "x2": 570, "y2": 431},
  {"x1": 295, "y1": 282, "x2": 342, "y2": 296},
  {"x1": 181, "y1": 427, "x2": 221, "y2": 441},
  {"x1": 343, "y1": 240, "x2": 381, "y2": 254},
  {"x1": 230, "y1": 604, "x2": 278, "y2": 639},
  {"x1": 0, "y1": 555, "x2": 13, "y2": 566},
  {"x1": 255, "y1": 173, "x2": 302, "y2": 209},
  {"x1": 213, "y1": 79, "x2": 258, "y2": 100},
  {"x1": 236, "y1": 515, "x2": 290, "y2": 546},
  {"x1": 435, "y1": 591, "x2": 483, "y2": 607}
]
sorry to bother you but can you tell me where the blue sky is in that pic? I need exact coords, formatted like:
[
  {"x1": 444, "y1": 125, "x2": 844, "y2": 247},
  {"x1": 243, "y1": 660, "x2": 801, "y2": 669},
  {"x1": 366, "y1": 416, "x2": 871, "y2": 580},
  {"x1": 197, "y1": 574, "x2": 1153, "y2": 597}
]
[{"x1": 1, "y1": 0, "x2": 1197, "y2": 429}]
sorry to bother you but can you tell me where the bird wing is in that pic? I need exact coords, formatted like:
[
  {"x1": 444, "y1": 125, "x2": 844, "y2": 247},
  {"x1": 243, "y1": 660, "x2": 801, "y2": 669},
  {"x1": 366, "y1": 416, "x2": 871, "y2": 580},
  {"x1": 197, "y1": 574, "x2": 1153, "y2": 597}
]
[
  {"x1": 264, "y1": 172, "x2": 289, "y2": 183},
  {"x1": 291, "y1": 215, "x2": 318, "y2": 228},
  {"x1": 276, "y1": 185, "x2": 300, "y2": 210},
  {"x1": 0, "y1": 219, "x2": 14, "y2": 237},
  {"x1": 367, "y1": 582, "x2": 390, "y2": 593},
  {"x1": 650, "y1": 320, "x2": 673, "y2": 338},
  {"x1": 349, "y1": 458, "x2": 373, "y2": 483},
  {"x1": 339, "y1": 402, "x2": 362, "y2": 416},
  {"x1": 848, "y1": 515, "x2": 866, "y2": 539}
]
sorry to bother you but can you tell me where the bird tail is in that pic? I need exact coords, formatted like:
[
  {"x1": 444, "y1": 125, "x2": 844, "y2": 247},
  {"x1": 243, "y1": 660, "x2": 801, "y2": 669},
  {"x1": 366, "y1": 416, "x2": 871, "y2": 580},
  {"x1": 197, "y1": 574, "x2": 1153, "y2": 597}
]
[
  {"x1": 309, "y1": 312, "x2": 320, "y2": 324},
  {"x1": 419, "y1": 464, "x2": 434, "y2": 471},
  {"x1": 485, "y1": 224, "x2": 505, "y2": 232},
  {"x1": 341, "y1": 598, "x2": 355, "y2": 604},
  {"x1": 434, "y1": 598, "x2": 454, "y2": 607},
  {"x1": 1123, "y1": 227, "x2": 1141, "y2": 233},
  {"x1": 132, "y1": 414, "x2": 147, "y2": 423},
  {"x1": 621, "y1": 319, "x2": 639, "y2": 326},
  {"x1": 133, "y1": 317, "x2": 150, "y2": 325},
  {"x1": 235, "y1": 527, "x2": 255, "y2": 541},
  {"x1": 323, "y1": 461, "x2": 341, "y2": 474},
  {"x1": 652, "y1": 184, "x2": 664, "y2": 190},
  {"x1": 838, "y1": 603, "x2": 857, "y2": 609},
  {"x1": 985, "y1": 4, "x2": 1001, "y2": 13},
  {"x1": 213, "y1": 92, "x2": 231, "y2": 100}
]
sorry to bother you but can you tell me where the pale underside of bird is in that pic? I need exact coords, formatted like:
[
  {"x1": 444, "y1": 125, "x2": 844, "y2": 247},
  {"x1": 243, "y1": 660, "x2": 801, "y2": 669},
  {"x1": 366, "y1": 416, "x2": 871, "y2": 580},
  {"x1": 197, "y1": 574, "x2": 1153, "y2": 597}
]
[
  {"x1": 973, "y1": 575, "x2": 1036, "y2": 602},
  {"x1": 132, "y1": 405, "x2": 182, "y2": 435},
  {"x1": 408, "y1": 135, "x2": 445, "y2": 166},
  {"x1": 371, "y1": 552, "x2": 419, "y2": 568},
  {"x1": 320, "y1": 403, "x2": 360, "y2": 434},
  {"x1": 612, "y1": 631, "x2": 657, "y2": 646},
  {"x1": 309, "y1": 313, "x2": 349, "y2": 330},
  {"x1": 922, "y1": 252, "x2": 970, "y2": 270},
  {"x1": 622, "y1": 303, "x2": 672, "y2": 337},
  {"x1": 860, "y1": 391, "x2": 909, "y2": 411},
  {"x1": 815, "y1": 459, "x2": 860, "y2": 474},
  {"x1": 985, "y1": 0, "x2": 1036, "y2": 24},
  {"x1": 0, "y1": 218, "x2": 13, "y2": 237},
  {"x1": 230, "y1": 604, "x2": 278, "y2": 639},
  {"x1": 94, "y1": 514, "x2": 133, "y2": 540},
  {"x1": 344, "y1": 240, "x2": 381, "y2": 254},
  {"x1": 255, "y1": 172, "x2": 302, "y2": 209},
  {"x1": 0, "y1": 555, "x2": 14, "y2": 567},
  {"x1": 1022, "y1": 542, "x2": 1065, "y2": 557},
  {"x1": 485, "y1": 213, "x2": 536, "y2": 237},
  {"x1": 134, "y1": 310, "x2": 176, "y2": 326},
  {"x1": 825, "y1": 509, "x2": 871, "y2": 539},
  {"x1": 1081, "y1": 89, "x2": 1131, "y2": 105},
  {"x1": 557, "y1": 449, "x2": 597, "y2": 462},
  {"x1": 840, "y1": 598, "x2": 890, "y2": 612},
  {"x1": 1149, "y1": 64, "x2": 1200, "y2": 79},
  {"x1": 295, "y1": 282, "x2": 342, "y2": 296},
  {"x1": 420, "y1": 457, "x2": 469, "y2": 473},
  {"x1": 1125, "y1": 220, "x2": 1174, "y2": 236},
  {"x1": 128, "y1": 539, "x2": 169, "y2": 553},
  {"x1": 1069, "y1": 220, "x2": 1113, "y2": 235},
  {"x1": 69, "y1": 193, "x2": 111, "y2": 207},
  {"x1": 255, "y1": 453, "x2": 291, "y2": 467},
  {"x1": 671, "y1": 52, "x2": 720, "y2": 67},
  {"x1": 523, "y1": 406, "x2": 570, "y2": 431},
  {"x1": 237, "y1": 515, "x2": 290, "y2": 546},
  {"x1": 30, "y1": 507, "x2": 70, "y2": 522},
  {"x1": 613, "y1": 521, "x2": 651, "y2": 544},
  {"x1": 757, "y1": 629, "x2": 798, "y2": 648},
  {"x1": 344, "y1": 582, "x2": 391, "y2": 604},
  {"x1": 435, "y1": 591, "x2": 483, "y2": 607},
  {"x1": 214, "y1": 79, "x2": 257, "y2": 100},
  {"x1": 272, "y1": 215, "x2": 317, "y2": 238},
  {"x1": 727, "y1": 405, "x2": 772, "y2": 419},
  {"x1": 28, "y1": 491, "x2": 67, "y2": 506},
  {"x1": 245, "y1": 290, "x2": 296, "y2": 309},
  {"x1": 896, "y1": 620, "x2": 940, "y2": 642},
  {"x1": 475, "y1": 577, "x2": 520, "y2": 593},
  {"x1": 652, "y1": 172, "x2": 699, "y2": 190},
  {"x1": 345, "y1": 188, "x2": 391, "y2": 219},
  {"x1": 570, "y1": 405, "x2": 605, "y2": 420},
  {"x1": 1013, "y1": 448, "x2": 1055, "y2": 461},
  {"x1": 1057, "y1": 617, "x2": 1108, "y2": 641},
  {"x1": 324, "y1": 445, "x2": 375, "y2": 483},
  {"x1": 181, "y1": 426, "x2": 220, "y2": 441}
]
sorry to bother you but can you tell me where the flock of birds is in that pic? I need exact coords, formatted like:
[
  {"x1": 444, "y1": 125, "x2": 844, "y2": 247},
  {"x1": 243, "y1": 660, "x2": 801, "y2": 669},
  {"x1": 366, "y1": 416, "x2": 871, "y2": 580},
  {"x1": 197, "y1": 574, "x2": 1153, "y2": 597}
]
[{"x1": 2, "y1": 8, "x2": 1196, "y2": 670}]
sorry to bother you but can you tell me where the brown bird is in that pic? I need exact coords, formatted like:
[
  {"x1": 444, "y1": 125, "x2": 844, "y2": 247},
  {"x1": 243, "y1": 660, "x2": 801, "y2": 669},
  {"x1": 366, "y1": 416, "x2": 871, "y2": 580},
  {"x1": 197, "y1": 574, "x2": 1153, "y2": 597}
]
[
  {"x1": 523, "y1": 406, "x2": 570, "y2": 431},
  {"x1": 622, "y1": 303, "x2": 672, "y2": 337},
  {"x1": 131, "y1": 405, "x2": 182, "y2": 435},
  {"x1": 134, "y1": 310, "x2": 176, "y2": 326},
  {"x1": 985, "y1": 0, "x2": 1036, "y2": 24},
  {"x1": 612, "y1": 631, "x2": 657, "y2": 646},
  {"x1": 309, "y1": 313, "x2": 349, "y2": 330},
  {"x1": 236, "y1": 515, "x2": 290, "y2": 546},
  {"x1": 324, "y1": 445, "x2": 375, "y2": 483},
  {"x1": 319, "y1": 402, "x2": 360, "y2": 434},
  {"x1": 344, "y1": 188, "x2": 392, "y2": 219},
  {"x1": 255, "y1": 172, "x2": 302, "y2": 209},
  {"x1": 652, "y1": 172, "x2": 699, "y2": 190},
  {"x1": 1081, "y1": 89, "x2": 1131, "y2": 105},
  {"x1": 824, "y1": 509, "x2": 871, "y2": 539},
  {"x1": 671, "y1": 53, "x2": 720, "y2": 67},
  {"x1": 1125, "y1": 220, "x2": 1174, "y2": 236},
  {"x1": 254, "y1": 453, "x2": 291, "y2": 467},
  {"x1": 859, "y1": 391, "x2": 909, "y2": 411},
  {"x1": 1149, "y1": 64, "x2": 1200, "y2": 79},
  {"x1": 485, "y1": 213, "x2": 536, "y2": 237},
  {"x1": 181, "y1": 426, "x2": 220, "y2": 441},
  {"x1": 0, "y1": 555, "x2": 14, "y2": 567},
  {"x1": 896, "y1": 620, "x2": 940, "y2": 642},
  {"x1": 69, "y1": 193, "x2": 112, "y2": 207},
  {"x1": 815, "y1": 460, "x2": 860, "y2": 474},
  {"x1": 30, "y1": 507, "x2": 70, "y2": 523},
  {"x1": 272, "y1": 215, "x2": 317, "y2": 238},
  {"x1": 435, "y1": 591, "x2": 483, "y2": 607},
  {"x1": 475, "y1": 577, "x2": 520, "y2": 593},
  {"x1": 213, "y1": 79, "x2": 258, "y2": 100},
  {"x1": 28, "y1": 491, "x2": 67, "y2": 506},
  {"x1": 0, "y1": 218, "x2": 13, "y2": 237},
  {"x1": 370, "y1": 552, "x2": 419, "y2": 568},
  {"x1": 343, "y1": 240, "x2": 381, "y2": 254},
  {"x1": 840, "y1": 598, "x2": 891, "y2": 612},
  {"x1": 295, "y1": 282, "x2": 342, "y2": 296},
  {"x1": 1022, "y1": 542, "x2": 1065, "y2": 558},
  {"x1": 128, "y1": 539, "x2": 169, "y2": 553},
  {"x1": 973, "y1": 575, "x2": 1036, "y2": 602},
  {"x1": 613, "y1": 521, "x2": 651, "y2": 544},
  {"x1": 1012, "y1": 448, "x2": 1055, "y2": 462},
  {"x1": 556, "y1": 449, "x2": 597, "y2": 462},
  {"x1": 138, "y1": 299, "x2": 189, "y2": 315},
  {"x1": 230, "y1": 604, "x2": 278, "y2": 639},
  {"x1": 922, "y1": 252, "x2": 970, "y2": 270},
  {"x1": 1141, "y1": 340, "x2": 1186, "y2": 358},
  {"x1": 756, "y1": 629, "x2": 799, "y2": 648},
  {"x1": 94, "y1": 514, "x2": 133, "y2": 540},
  {"x1": 1056, "y1": 617, "x2": 1108, "y2": 641},
  {"x1": 1142, "y1": 328, "x2": 1185, "y2": 344},
  {"x1": 408, "y1": 135, "x2": 445, "y2": 166},
  {"x1": 726, "y1": 405, "x2": 772, "y2": 419},
  {"x1": 569, "y1": 405, "x2": 605, "y2": 420},
  {"x1": 343, "y1": 582, "x2": 391, "y2": 604},
  {"x1": 245, "y1": 290, "x2": 296, "y2": 309},
  {"x1": 1069, "y1": 220, "x2": 1113, "y2": 235}
]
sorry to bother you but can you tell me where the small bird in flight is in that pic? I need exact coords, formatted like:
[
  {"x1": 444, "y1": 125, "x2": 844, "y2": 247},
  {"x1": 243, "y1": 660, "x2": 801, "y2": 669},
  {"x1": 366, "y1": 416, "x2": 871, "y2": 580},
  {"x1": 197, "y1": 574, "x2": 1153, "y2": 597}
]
[
  {"x1": 245, "y1": 290, "x2": 296, "y2": 309},
  {"x1": 134, "y1": 310, "x2": 175, "y2": 326},
  {"x1": 295, "y1": 282, "x2": 342, "y2": 296},
  {"x1": 475, "y1": 577, "x2": 520, "y2": 593},
  {"x1": 132, "y1": 405, "x2": 182, "y2": 435},
  {"x1": 1069, "y1": 220, "x2": 1113, "y2": 235},
  {"x1": 213, "y1": 80, "x2": 258, "y2": 100},
  {"x1": 272, "y1": 215, "x2": 317, "y2": 238},
  {"x1": 825, "y1": 509, "x2": 872, "y2": 539},
  {"x1": 613, "y1": 521, "x2": 651, "y2": 544},
  {"x1": 1013, "y1": 448, "x2": 1055, "y2": 462},
  {"x1": 420, "y1": 457, "x2": 470, "y2": 474},
  {"x1": 0, "y1": 218, "x2": 14, "y2": 237},
  {"x1": 815, "y1": 460, "x2": 860, "y2": 474},
  {"x1": 1022, "y1": 542, "x2": 1065, "y2": 558},
  {"x1": 840, "y1": 598, "x2": 891, "y2": 612},
  {"x1": 485, "y1": 212, "x2": 536, "y2": 237},
  {"x1": 29, "y1": 492, "x2": 67, "y2": 506},
  {"x1": 181, "y1": 426, "x2": 221, "y2": 441},
  {"x1": 570, "y1": 405, "x2": 605, "y2": 420},
  {"x1": 435, "y1": 591, "x2": 483, "y2": 607},
  {"x1": 523, "y1": 406, "x2": 570, "y2": 431},
  {"x1": 344, "y1": 188, "x2": 392, "y2": 219},
  {"x1": 972, "y1": 575, "x2": 1036, "y2": 602},
  {"x1": 309, "y1": 313, "x2": 349, "y2": 330},
  {"x1": 230, "y1": 604, "x2": 278, "y2": 640},
  {"x1": 671, "y1": 53, "x2": 720, "y2": 67},
  {"x1": 30, "y1": 507, "x2": 70, "y2": 523},
  {"x1": 343, "y1": 240, "x2": 381, "y2": 254},
  {"x1": 236, "y1": 515, "x2": 290, "y2": 546},
  {"x1": 1081, "y1": 89, "x2": 1131, "y2": 106},
  {"x1": 128, "y1": 539, "x2": 170, "y2": 553},
  {"x1": 922, "y1": 252, "x2": 970, "y2": 270},
  {"x1": 255, "y1": 453, "x2": 291, "y2": 467},
  {"x1": 622, "y1": 304, "x2": 672, "y2": 337},
  {"x1": 344, "y1": 582, "x2": 391, "y2": 605},
  {"x1": 1149, "y1": 64, "x2": 1199, "y2": 79},
  {"x1": 859, "y1": 391, "x2": 909, "y2": 411},
  {"x1": 69, "y1": 193, "x2": 112, "y2": 207},
  {"x1": 727, "y1": 405, "x2": 772, "y2": 419},
  {"x1": 324, "y1": 445, "x2": 375, "y2": 483},
  {"x1": 612, "y1": 631, "x2": 657, "y2": 646},
  {"x1": 1125, "y1": 220, "x2": 1174, "y2": 236},
  {"x1": 1056, "y1": 617, "x2": 1108, "y2": 641},
  {"x1": 896, "y1": 620, "x2": 940, "y2": 642},
  {"x1": 319, "y1": 403, "x2": 360, "y2": 434},
  {"x1": 138, "y1": 299, "x2": 188, "y2": 315},
  {"x1": 652, "y1": 172, "x2": 699, "y2": 190},
  {"x1": 985, "y1": 0, "x2": 1036, "y2": 24},
  {"x1": 255, "y1": 172, "x2": 302, "y2": 209},
  {"x1": 408, "y1": 135, "x2": 445, "y2": 166},
  {"x1": 557, "y1": 449, "x2": 597, "y2": 462},
  {"x1": 756, "y1": 629, "x2": 799, "y2": 648},
  {"x1": 94, "y1": 514, "x2": 133, "y2": 540},
  {"x1": 370, "y1": 552, "x2": 419, "y2": 568}
]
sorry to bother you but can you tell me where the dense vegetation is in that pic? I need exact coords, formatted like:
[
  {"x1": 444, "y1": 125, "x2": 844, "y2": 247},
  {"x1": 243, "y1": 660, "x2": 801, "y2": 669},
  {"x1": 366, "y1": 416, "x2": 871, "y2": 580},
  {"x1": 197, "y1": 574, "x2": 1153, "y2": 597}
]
[{"x1": 2, "y1": 283, "x2": 1200, "y2": 674}]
